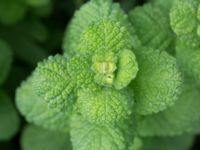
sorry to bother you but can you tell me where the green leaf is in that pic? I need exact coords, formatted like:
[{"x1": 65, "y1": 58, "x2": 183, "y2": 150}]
[
  {"x1": 32, "y1": 55, "x2": 76, "y2": 110},
  {"x1": 63, "y1": 0, "x2": 139, "y2": 55},
  {"x1": 0, "y1": 40, "x2": 12, "y2": 85},
  {"x1": 129, "y1": 3, "x2": 175, "y2": 53},
  {"x1": 78, "y1": 20, "x2": 132, "y2": 54},
  {"x1": 31, "y1": 54, "x2": 96, "y2": 110},
  {"x1": 0, "y1": 91, "x2": 19, "y2": 140},
  {"x1": 170, "y1": 0, "x2": 197, "y2": 36},
  {"x1": 131, "y1": 47, "x2": 182, "y2": 115},
  {"x1": 16, "y1": 77, "x2": 70, "y2": 132},
  {"x1": 70, "y1": 115, "x2": 126, "y2": 150},
  {"x1": 0, "y1": 0, "x2": 27, "y2": 25},
  {"x1": 92, "y1": 49, "x2": 138, "y2": 89},
  {"x1": 114, "y1": 50, "x2": 138, "y2": 89},
  {"x1": 141, "y1": 135, "x2": 194, "y2": 150},
  {"x1": 77, "y1": 88, "x2": 133, "y2": 124},
  {"x1": 136, "y1": 82, "x2": 200, "y2": 136},
  {"x1": 21, "y1": 125, "x2": 72, "y2": 150}
]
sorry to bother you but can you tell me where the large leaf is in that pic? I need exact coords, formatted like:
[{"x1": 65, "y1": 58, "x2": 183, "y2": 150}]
[
  {"x1": 16, "y1": 77, "x2": 70, "y2": 132},
  {"x1": 136, "y1": 82, "x2": 200, "y2": 136},
  {"x1": 131, "y1": 47, "x2": 182, "y2": 115},
  {"x1": 128, "y1": 3, "x2": 175, "y2": 53}
]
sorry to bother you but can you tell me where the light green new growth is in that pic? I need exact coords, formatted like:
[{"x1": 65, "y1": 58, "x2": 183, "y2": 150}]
[{"x1": 92, "y1": 49, "x2": 138, "y2": 89}]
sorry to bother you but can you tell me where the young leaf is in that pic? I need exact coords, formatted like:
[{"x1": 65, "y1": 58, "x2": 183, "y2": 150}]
[
  {"x1": 92, "y1": 49, "x2": 138, "y2": 89},
  {"x1": 131, "y1": 47, "x2": 182, "y2": 115},
  {"x1": 170, "y1": 0, "x2": 197, "y2": 36},
  {"x1": 21, "y1": 125, "x2": 72, "y2": 150},
  {"x1": 0, "y1": 91, "x2": 19, "y2": 140}
]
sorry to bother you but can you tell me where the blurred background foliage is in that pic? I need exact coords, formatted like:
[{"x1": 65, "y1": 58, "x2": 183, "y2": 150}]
[{"x1": 0, "y1": 0, "x2": 200, "y2": 150}]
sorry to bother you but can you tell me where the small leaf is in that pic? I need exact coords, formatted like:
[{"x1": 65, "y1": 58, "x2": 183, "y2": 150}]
[
  {"x1": 21, "y1": 125, "x2": 72, "y2": 150},
  {"x1": 78, "y1": 20, "x2": 132, "y2": 54},
  {"x1": 170, "y1": 0, "x2": 197, "y2": 36},
  {"x1": 92, "y1": 49, "x2": 138, "y2": 89},
  {"x1": 0, "y1": 91, "x2": 19, "y2": 140}
]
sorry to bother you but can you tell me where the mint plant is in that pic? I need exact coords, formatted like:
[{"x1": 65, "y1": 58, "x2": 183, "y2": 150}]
[{"x1": 15, "y1": 0, "x2": 200, "y2": 150}]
